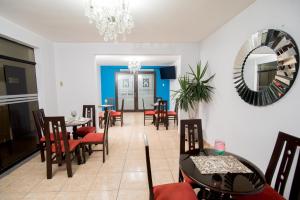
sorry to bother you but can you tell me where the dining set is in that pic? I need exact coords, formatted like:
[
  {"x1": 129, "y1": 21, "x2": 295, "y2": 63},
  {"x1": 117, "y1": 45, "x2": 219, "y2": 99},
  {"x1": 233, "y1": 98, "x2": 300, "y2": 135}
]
[
  {"x1": 143, "y1": 96, "x2": 178, "y2": 130},
  {"x1": 32, "y1": 105, "x2": 110, "y2": 179},
  {"x1": 144, "y1": 118, "x2": 300, "y2": 200}
]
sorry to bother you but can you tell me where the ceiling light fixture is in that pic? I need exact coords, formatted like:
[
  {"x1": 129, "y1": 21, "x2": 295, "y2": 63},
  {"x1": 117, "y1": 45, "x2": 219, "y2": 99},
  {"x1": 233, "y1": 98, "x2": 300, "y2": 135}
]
[
  {"x1": 85, "y1": 0, "x2": 134, "y2": 42},
  {"x1": 128, "y1": 60, "x2": 141, "y2": 73}
]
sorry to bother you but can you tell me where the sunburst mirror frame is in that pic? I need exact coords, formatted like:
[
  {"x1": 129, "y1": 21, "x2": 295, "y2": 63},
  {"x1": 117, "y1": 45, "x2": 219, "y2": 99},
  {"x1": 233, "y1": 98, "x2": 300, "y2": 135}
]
[{"x1": 233, "y1": 29, "x2": 299, "y2": 106}]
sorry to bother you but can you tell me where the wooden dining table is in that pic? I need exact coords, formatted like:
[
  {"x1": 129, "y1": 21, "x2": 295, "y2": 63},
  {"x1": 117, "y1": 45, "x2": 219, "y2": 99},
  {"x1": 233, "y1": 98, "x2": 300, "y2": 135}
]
[{"x1": 179, "y1": 148, "x2": 266, "y2": 199}]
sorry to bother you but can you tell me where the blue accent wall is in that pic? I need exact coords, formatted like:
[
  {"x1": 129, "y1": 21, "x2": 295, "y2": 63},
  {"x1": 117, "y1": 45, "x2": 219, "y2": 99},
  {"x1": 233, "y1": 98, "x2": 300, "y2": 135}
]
[{"x1": 100, "y1": 66, "x2": 170, "y2": 109}]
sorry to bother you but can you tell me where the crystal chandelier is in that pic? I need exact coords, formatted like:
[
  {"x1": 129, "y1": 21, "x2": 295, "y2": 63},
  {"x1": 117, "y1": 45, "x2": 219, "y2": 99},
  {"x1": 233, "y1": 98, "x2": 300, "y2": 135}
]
[
  {"x1": 85, "y1": 0, "x2": 134, "y2": 42},
  {"x1": 128, "y1": 60, "x2": 141, "y2": 73}
]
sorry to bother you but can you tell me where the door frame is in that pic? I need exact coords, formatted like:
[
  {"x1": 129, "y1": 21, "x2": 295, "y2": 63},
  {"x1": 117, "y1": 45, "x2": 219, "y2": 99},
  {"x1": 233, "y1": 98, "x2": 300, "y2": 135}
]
[{"x1": 115, "y1": 71, "x2": 156, "y2": 112}]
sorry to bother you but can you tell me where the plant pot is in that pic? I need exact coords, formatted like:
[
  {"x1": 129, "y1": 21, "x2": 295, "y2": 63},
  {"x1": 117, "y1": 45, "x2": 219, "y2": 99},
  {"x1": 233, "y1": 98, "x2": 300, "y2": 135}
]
[{"x1": 187, "y1": 102, "x2": 199, "y2": 119}]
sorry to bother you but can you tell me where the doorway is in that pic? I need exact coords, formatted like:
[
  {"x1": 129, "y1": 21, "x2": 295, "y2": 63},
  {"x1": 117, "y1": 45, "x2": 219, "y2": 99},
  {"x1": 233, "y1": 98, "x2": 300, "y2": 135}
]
[{"x1": 115, "y1": 71, "x2": 156, "y2": 111}]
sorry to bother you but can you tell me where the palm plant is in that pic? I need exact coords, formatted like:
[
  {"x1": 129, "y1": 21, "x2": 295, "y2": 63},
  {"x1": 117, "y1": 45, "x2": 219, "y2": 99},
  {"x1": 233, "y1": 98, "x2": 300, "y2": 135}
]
[{"x1": 173, "y1": 61, "x2": 215, "y2": 117}]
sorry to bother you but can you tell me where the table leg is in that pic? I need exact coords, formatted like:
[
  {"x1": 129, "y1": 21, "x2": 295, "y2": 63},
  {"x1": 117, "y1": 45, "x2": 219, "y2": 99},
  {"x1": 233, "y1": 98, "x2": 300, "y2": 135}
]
[{"x1": 72, "y1": 126, "x2": 78, "y2": 139}]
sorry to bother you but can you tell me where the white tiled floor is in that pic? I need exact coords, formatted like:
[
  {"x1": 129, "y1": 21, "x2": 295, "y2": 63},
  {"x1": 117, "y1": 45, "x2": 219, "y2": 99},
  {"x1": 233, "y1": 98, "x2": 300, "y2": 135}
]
[{"x1": 0, "y1": 112, "x2": 193, "y2": 200}]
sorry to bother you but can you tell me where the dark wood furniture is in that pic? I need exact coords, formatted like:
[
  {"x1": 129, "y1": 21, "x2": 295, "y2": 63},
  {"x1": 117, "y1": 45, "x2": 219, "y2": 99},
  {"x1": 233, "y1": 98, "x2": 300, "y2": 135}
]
[
  {"x1": 81, "y1": 110, "x2": 110, "y2": 163},
  {"x1": 111, "y1": 99, "x2": 124, "y2": 126},
  {"x1": 180, "y1": 149, "x2": 266, "y2": 200},
  {"x1": 143, "y1": 99, "x2": 155, "y2": 126},
  {"x1": 167, "y1": 104, "x2": 178, "y2": 125},
  {"x1": 235, "y1": 131, "x2": 300, "y2": 200},
  {"x1": 76, "y1": 105, "x2": 96, "y2": 138},
  {"x1": 44, "y1": 116, "x2": 82, "y2": 179},
  {"x1": 144, "y1": 134, "x2": 197, "y2": 200},
  {"x1": 179, "y1": 119, "x2": 204, "y2": 188},
  {"x1": 32, "y1": 109, "x2": 46, "y2": 162},
  {"x1": 155, "y1": 100, "x2": 168, "y2": 130}
]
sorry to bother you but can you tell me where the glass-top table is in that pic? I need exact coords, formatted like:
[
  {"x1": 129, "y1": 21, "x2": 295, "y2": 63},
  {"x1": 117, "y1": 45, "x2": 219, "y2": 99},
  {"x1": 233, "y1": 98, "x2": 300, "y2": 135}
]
[{"x1": 179, "y1": 148, "x2": 266, "y2": 199}]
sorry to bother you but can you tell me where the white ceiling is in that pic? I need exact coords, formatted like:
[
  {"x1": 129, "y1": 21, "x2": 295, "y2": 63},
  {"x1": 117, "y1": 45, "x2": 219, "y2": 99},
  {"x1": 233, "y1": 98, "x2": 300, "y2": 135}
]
[
  {"x1": 96, "y1": 55, "x2": 179, "y2": 66},
  {"x1": 0, "y1": 0, "x2": 255, "y2": 43}
]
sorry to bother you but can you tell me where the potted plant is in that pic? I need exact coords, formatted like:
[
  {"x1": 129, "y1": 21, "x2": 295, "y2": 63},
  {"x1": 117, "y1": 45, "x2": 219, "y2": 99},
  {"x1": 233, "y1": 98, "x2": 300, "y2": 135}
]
[{"x1": 173, "y1": 61, "x2": 215, "y2": 118}]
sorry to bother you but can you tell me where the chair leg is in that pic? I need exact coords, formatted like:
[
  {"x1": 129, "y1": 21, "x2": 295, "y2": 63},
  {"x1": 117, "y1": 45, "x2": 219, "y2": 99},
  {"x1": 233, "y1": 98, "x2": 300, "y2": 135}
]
[
  {"x1": 103, "y1": 143, "x2": 105, "y2": 163},
  {"x1": 65, "y1": 152, "x2": 73, "y2": 178},
  {"x1": 75, "y1": 146, "x2": 81, "y2": 165},
  {"x1": 106, "y1": 139, "x2": 109, "y2": 155},
  {"x1": 81, "y1": 144, "x2": 86, "y2": 163},
  {"x1": 88, "y1": 144, "x2": 92, "y2": 155},
  {"x1": 144, "y1": 115, "x2": 145, "y2": 126},
  {"x1": 40, "y1": 143, "x2": 45, "y2": 162},
  {"x1": 46, "y1": 151, "x2": 52, "y2": 179}
]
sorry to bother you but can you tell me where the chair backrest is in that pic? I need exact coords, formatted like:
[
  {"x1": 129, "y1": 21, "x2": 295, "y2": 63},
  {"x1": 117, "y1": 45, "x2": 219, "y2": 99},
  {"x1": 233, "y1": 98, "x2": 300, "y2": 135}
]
[
  {"x1": 107, "y1": 97, "x2": 115, "y2": 110},
  {"x1": 180, "y1": 119, "x2": 204, "y2": 155},
  {"x1": 155, "y1": 96, "x2": 162, "y2": 103},
  {"x1": 32, "y1": 109, "x2": 45, "y2": 141},
  {"x1": 157, "y1": 100, "x2": 168, "y2": 119},
  {"x1": 43, "y1": 116, "x2": 70, "y2": 160},
  {"x1": 142, "y1": 99, "x2": 146, "y2": 111},
  {"x1": 144, "y1": 134, "x2": 154, "y2": 200},
  {"x1": 82, "y1": 105, "x2": 96, "y2": 127},
  {"x1": 120, "y1": 99, "x2": 124, "y2": 115},
  {"x1": 265, "y1": 131, "x2": 300, "y2": 199}
]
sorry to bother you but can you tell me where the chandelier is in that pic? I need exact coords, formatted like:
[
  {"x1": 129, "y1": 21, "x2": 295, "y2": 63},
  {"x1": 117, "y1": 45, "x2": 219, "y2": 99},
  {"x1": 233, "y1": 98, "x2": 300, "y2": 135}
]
[
  {"x1": 128, "y1": 60, "x2": 141, "y2": 73},
  {"x1": 85, "y1": 0, "x2": 134, "y2": 42}
]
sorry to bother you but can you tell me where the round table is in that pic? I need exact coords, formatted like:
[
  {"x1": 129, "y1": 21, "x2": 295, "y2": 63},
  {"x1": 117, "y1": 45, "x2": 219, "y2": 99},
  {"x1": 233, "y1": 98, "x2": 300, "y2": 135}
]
[
  {"x1": 179, "y1": 149, "x2": 266, "y2": 199},
  {"x1": 65, "y1": 117, "x2": 91, "y2": 139},
  {"x1": 99, "y1": 104, "x2": 114, "y2": 111}
]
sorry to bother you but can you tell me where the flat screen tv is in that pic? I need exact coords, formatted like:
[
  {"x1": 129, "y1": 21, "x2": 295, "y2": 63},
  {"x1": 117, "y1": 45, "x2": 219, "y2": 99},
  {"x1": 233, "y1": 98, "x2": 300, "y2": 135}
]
[{"x1": 160, "y1": 66, "x2": 176, "y2": 79}]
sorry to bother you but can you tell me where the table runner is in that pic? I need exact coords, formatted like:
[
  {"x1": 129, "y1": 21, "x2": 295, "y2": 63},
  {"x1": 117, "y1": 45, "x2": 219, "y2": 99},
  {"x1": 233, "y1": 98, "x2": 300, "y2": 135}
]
[{"x1": 191, "y1": 155, "x2": 252, "y2": 174}]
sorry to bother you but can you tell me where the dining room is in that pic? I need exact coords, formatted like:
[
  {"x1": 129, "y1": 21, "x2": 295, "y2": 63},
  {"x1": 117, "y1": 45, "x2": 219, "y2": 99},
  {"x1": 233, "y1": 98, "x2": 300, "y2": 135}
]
[{"x1": 0, "y1": 0, "x2": 300, "y2": 200}]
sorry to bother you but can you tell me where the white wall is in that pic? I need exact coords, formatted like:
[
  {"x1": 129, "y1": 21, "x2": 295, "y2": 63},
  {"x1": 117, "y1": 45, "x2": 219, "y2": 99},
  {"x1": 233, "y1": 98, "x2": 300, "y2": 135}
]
[
  {"x1": 0, "y1": 17, "x2": 58, "y2": 115},
  {"x1": 198, "y1": 0, "x2": 300, "y2": 197},
  {"x1": 54, "y1": 43, "x2": 200, "y2": 119}
]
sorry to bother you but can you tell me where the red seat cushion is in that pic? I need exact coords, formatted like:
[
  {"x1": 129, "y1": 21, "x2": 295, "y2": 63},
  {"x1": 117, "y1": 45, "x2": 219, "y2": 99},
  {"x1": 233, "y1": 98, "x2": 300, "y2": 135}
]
[
  {"x1": 168, "y1": 111, "x2": 177, "y2": 116},
  {"x1": 77, "y1": 126, "x2": 96, "y2": 136},
  {"x1": 40, "y1": 132, "x2": 70, "y2": 143},
  {"x1": 145, "y1": 110, "x2": 155, "y2": 115},
  {"x1": 111, "y1": 111, "x2": 121, "y2": 117},
  {"x1": 81, "y1": 133, "x2": 104, "y2": 143},
  {"x1": 234, "y1": 185, "x2": 285, "y2": 200},
  {"x1": 153, "y1": 182, "x2": 197, "y2": 200},
  {"x1": 51, "y1": 140, "x2": 80, "y2": 153}
]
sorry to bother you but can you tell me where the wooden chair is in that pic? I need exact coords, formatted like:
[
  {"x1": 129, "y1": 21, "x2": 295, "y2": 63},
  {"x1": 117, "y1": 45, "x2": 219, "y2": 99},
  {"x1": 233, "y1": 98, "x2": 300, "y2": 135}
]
[
  {"x1": 81, "y1": 110, "x2": 110, "y2": 163},
  {"x1": 144, "y1": 134, "x2": 197, "y2": 200},
  {"x1": 98, "y1": 111, "x2": 105, "y2": 129},
  {"x1": 155, "y1": 100, "x2": 168, "y2": 130},
  {"x1": 143, "y1": 98, "x2": 155, "y2": 126},
  {"x1": 167, "y1": 103, "x2": 178, "y2": 125},
  {"x1": 111, "y1": 99, "x2": 124, "y2": 126},
  {"x1": 154, "y1": 96, "x2": 162, "y2": 111},
  {"x1": 33, "y1": 109, "x2": 70, "y2": 162},
  {"x1": 179, "y1": 119, "x2": 204, "y2": 188},
  {"x1": 76, "y1": 105, "x2": 96, "y2": 137},
  {"x1": 32, "y1": 109, "x2": 46, "y2": 162},
  {"x1": 235, "y1": 131, "x2": 300, "y2": 200},
  {"x1": 44, "y1": 116, "x2": 81, "y2": 179}
]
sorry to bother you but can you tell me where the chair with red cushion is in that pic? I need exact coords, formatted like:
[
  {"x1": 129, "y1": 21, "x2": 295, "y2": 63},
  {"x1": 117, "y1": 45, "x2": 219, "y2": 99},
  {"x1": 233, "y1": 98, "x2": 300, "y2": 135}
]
[
  {"x1": 76, "y1": 105, "x2": 96, "y2": 137},
  {"x1": 155, "y1": 100, "x2": 168, "y2": 130},
  {"x1": 111, "y1": 99, "x2": 124, "y2": 126},
  {"x1": 33, "y1": 109, "x2": 70, "y2": 162},
  {"x1": 234, "y1": 132, "x2": 300, "y2": 200},
  {"x1": 81, "y1": 110, "x2": 110, "y2": 163},
  {"x1": 144, "y1": 134, "x2": 197, "y2": 200},
  {"x1": 143, "y1": 99, "x2": 155, "y2": 126},
  {"x1": 44, "y1": 116, "x2": 81, "y2": 179},
  {"x1": 167, "y1": 103, "x2": 178, "y2": 125},
  {"x1": 179, "y1": 119, "x2": 204, "y2": 189}
]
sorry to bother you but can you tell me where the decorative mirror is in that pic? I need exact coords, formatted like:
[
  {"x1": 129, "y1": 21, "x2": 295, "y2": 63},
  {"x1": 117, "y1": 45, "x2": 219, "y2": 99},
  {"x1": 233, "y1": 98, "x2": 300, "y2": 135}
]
[{"x1": 233, "y1": 29, "x2": 299, "y2": 106}]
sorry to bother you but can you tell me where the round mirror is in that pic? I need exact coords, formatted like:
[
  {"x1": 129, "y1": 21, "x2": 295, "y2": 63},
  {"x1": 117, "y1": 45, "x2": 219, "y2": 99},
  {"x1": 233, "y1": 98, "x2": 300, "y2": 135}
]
[{"x1": 234, "y1": 29, "x2": 299, "y2": 106}]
